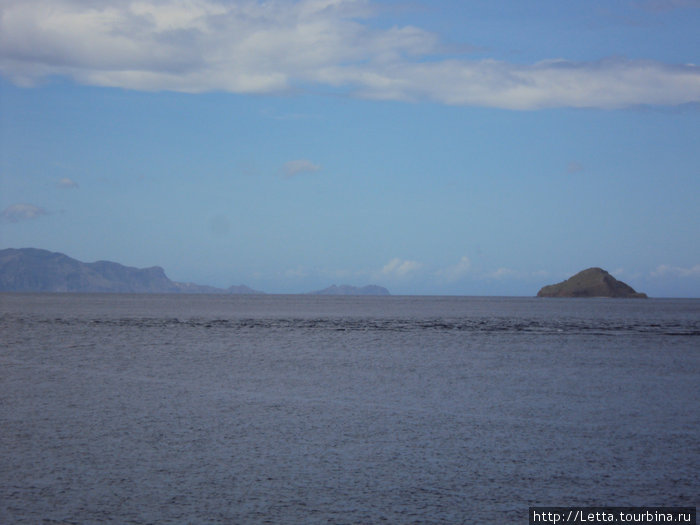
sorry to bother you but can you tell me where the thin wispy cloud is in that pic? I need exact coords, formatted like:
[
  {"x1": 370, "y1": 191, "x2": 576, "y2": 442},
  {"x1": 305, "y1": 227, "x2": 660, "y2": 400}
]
[
  {"x1": 487, "y1": 267, "x2": 517, "y2": 279},
  {"x1": 436, "y1": 256, "x2": 471, "y2": 282},
  {"x1": 567, "y1": 162, "x2": 584, "y2": 174},
  {"x1": 57, "y1": 177, "x2": 79, "y2": 188},
  {"x1": 284, "y1": 266, "x2": 309, "y2": 278},
  {"x1": 283, "y1": 159, "x2": 321, "y2": 178},
  {"x1": 1, "y1": 203, "x2": 49, "y2": 223},
  {"x1": 381, "y1": 258, "x2": 423, "y2": 278},
  {"x1": 1, "y1": 0, "x2": 699, "y2": 109},
  {"x1": 651, "y1": 264, "x2": 700, "y2": 277},
  {"x1": 641, "y1": 0, "x2": 700, "y2": 11}
]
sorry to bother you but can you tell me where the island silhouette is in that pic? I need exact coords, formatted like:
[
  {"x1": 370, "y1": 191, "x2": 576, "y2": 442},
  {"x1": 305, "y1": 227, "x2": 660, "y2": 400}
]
[{"x1": 537, "y1": 268, "x2": 647, "y2": 298}]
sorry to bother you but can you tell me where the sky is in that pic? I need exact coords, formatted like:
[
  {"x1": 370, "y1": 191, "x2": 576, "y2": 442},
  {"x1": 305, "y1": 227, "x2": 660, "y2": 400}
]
[{"x1": 1, "y1": 0, "x2": 699, "y2": 296}]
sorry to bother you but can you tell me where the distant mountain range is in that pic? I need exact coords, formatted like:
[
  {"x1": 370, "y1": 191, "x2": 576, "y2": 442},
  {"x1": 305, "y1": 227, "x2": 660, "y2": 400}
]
[
  {"x1": 309, "y1": 284, "x2": 390, "y2": 296},
  {"x1": 0, "y1": 248, "x2": 389, "y2": 295},
  {"x1": 0, "y1": 247, "x2": 258, "y2": 294}
]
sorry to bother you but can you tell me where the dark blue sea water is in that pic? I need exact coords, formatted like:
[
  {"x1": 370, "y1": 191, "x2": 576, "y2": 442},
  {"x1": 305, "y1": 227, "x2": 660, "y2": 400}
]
[{"x1": 1, "y1": 293, "x2": 698, "y2": 524}]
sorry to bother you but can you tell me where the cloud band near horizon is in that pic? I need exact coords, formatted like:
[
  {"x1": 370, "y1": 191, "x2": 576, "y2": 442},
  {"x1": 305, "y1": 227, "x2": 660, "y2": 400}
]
[
  {"x1": 1, "y1": 203, "x2": 49, "y2": 223},
  {"x1": 1, "y1": 0, "x2": 699, "y2": 110}
]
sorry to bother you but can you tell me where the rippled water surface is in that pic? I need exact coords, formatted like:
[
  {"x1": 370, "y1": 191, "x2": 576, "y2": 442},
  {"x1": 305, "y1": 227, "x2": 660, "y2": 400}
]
[{"x1": 1, "y1": 294, "x2": 698, "y2": 523}]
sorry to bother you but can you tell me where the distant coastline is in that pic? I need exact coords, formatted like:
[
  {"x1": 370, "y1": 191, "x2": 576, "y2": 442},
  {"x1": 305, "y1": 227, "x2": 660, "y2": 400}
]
[
  {"x1": 309, "y1": 284, "x2": 390, "y2": 296},
  {"x1": 0, "y1": 248, "x2": 390, "y2": 296},
  {"x1": 0, "y1": 248, "x2": 671, "y2": 298}
]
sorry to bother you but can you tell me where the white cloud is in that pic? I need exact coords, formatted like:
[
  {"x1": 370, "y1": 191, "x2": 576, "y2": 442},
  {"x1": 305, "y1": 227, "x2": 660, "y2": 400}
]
[
  {"x1": 436, "y1": 256, "x2": 471, "y2": 282},
  {"x1": 380, "y1": 258, "x2": 423, "y2": 278},
  {"x1": 487, "y1": 267, "x2": 517, "y2": 279},
  {"x1": 57, "y1": 177, "x2": 79, "y2": 188},
  {"x1": 1, "y1": 0, "x2": 699, "y2": 109},
  {"x1": 1, "y1": 203, "x2": 49, "y2": 222},
  {"x1": 343, "y1": 58, "x2": 700, "y2": 110},
  {"x1": 651, "y1": 264, "x2": 700, "y2": 277},
  {"x1": 283, "y1": 159, "x2": 321, "y2": 177}
]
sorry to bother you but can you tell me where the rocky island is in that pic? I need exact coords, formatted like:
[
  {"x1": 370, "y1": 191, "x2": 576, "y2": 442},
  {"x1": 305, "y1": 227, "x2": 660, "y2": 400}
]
[
  {"x1": 537, "y1": 267, "x2": 647, "y2": 298},
  {"x1": 309, "y1": 284, "x2": 390, "y2": 296}
]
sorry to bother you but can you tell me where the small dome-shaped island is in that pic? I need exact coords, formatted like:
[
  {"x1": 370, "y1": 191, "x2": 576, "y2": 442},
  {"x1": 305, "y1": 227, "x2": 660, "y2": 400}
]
[{"x1": 537, "y1": 267, "x2": 647, "y2": 298}]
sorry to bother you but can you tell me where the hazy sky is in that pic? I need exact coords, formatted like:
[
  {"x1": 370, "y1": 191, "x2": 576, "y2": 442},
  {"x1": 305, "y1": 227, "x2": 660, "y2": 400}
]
[{"x1": 1, "y1": 0, "x2": 699, "y2": 296}]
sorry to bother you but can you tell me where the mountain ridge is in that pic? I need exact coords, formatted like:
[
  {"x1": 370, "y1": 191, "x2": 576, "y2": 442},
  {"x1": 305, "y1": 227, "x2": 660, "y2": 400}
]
[
  {"x1": 309, "y1": 284, "x2": 390, "y2": 296},
  {"x1": 0, "y1": 248, "x2": 390, "y2": 295},
  {"x1": 0, "y1": 248, "x2": 263, "y2": 294}
]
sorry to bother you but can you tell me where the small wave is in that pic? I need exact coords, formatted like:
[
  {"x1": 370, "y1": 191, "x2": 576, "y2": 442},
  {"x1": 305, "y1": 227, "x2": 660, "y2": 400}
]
[{"x1": 9, "y1": 315, "x2": 698, "y2": 336}]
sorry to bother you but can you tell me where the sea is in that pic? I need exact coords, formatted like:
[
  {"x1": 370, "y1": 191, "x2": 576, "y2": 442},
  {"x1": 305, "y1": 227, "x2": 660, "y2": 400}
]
[{"x1": 1, "y1": 293, "x2": 698, "y2": 524}]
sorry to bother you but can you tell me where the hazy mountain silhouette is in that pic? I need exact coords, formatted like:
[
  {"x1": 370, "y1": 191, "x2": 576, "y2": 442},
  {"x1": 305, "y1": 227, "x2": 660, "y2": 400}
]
[
  {"x1": 309, "y1": 284, "x2": 390, "y2": 296},
  {"x1": 0, "y1": 248, "x2": 263, "y2": 294}
]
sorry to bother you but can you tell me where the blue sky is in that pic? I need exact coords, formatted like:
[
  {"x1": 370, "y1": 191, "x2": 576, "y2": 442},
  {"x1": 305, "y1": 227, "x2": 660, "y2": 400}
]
[{"x1": 1, "y1": 0, "x2": 699, "y2": 296}]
